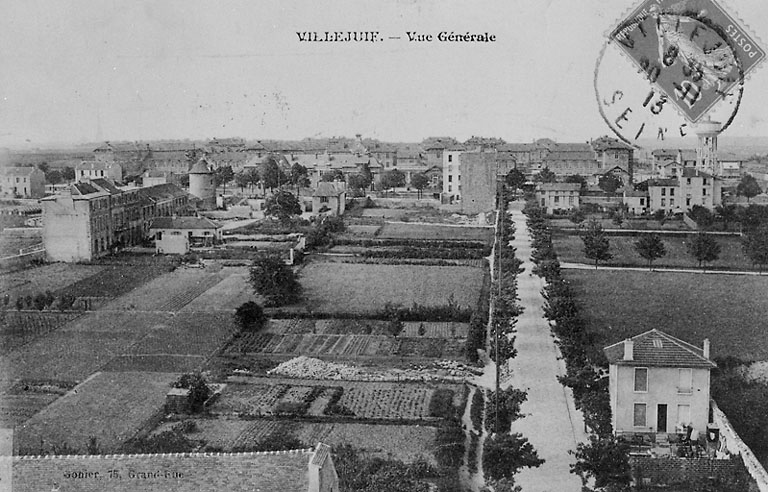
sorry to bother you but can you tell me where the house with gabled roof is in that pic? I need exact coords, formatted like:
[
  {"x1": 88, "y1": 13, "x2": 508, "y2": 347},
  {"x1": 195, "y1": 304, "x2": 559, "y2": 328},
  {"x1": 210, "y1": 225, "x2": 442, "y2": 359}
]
[
  {"x1": 604, "y1": 329, "x2": 716, "y2": 437},
  {"x1": 150, "y1": 216, "x2": 221, "y2": 254},
  {"x1": 313, "y1": 182, "x2": 346, "y2": 216},
  {"x1": 0, "y1": 166, "x2": 45, "y2": 198}
]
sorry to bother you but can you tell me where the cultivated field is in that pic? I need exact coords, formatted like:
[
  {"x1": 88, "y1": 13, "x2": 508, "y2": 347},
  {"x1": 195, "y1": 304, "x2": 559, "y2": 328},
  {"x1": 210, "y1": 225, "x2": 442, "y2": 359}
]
[
  {"x1": 297, "y1": 262, "x2": 484, "y2": 313},
  {"x1": 225, "y1": 333, "x2": 465, "y2": 361},
  {"x1": 377, "y1": 222, "x2": 493, "y2": 242},
  {"x1": 565, "y1": 270, "x2": 768, "y2": 361},
  {"x1": 15, "y1": 371, "x2": 178, "y2": 454},
  {"x1": 554, "y1": 234, "x2": 756, "y2": 270},
  {"x1": 0, "y1": 311, "x2": 83, "y2": 355},
  {"x1": 0, "y1": 263, "x2": 104, "y2": 298}
]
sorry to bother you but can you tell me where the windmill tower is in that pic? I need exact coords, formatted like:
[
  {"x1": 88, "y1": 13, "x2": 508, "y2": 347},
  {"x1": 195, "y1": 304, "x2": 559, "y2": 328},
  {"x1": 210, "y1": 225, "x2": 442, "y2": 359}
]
[{"x1": 694, "y1": 119, "x2": 720, "y2": 176}]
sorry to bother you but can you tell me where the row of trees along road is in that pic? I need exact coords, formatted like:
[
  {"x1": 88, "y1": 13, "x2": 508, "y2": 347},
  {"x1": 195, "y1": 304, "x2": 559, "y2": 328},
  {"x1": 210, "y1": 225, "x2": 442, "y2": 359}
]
[{"x1": 580, "y1": 220, "x2": 768, "y2": 271}]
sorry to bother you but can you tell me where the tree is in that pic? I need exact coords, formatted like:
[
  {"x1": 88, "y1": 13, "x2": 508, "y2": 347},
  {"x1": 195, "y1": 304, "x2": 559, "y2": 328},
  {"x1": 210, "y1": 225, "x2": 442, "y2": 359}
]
[
  {"x1": 737, "y1": 174, "x2": 762, "y2": 203},
  {"x1": 564, "y1": 174, "x2": 588, "y2": 191},
  {"x1": 333, "y1": 445, "x2": 434, "y2": 492},
  {"x1": 173, "y1": 373, "x2": 211, "y2": 413},
  {"x1": 535, "y1": 167, "x2": 557, "y2": 183},
  {"x1": 569, "y1": 208, "x2": 586, "y2": 225},
  {"x1": 715, "y1": 204, "x2": 741, "y2": 231},
  {"x1": 581, "y1": 220, "x2": 613, "y2": 268},
  {"x1": 687, "y1": 232, "x2": 721, "y2": 268},
  {"x1": 260, "y1": 156, "x2": 286, "y2": 191},
  {"x1": 61, "y1": 166, "x2": 75, "y2": 182},
  {"x1": 320, "y1": 169, "x2": 345, "y2": 183},
  {"x1": 506, "y1": 168, "x2": 527, "y2": 198},
  {"x1": 45, "y1": 169, "x2": 63, "y2": 184},
  {"x1": 347, "y1": 173, "x2": 371, "y2": 198},
  {"x1": 598, "y1": 174, "x2": 623, "y2": 193},
  {"x1": 235, "y1": 171, "x2": 250, "y2": 193},
  {"x1": 37, "y1": 162, "x2": 50, "y2": 174},
  {"x1": 410, "y1": 173, "x2": 429, "y2": 199},
  {"x1": 483, "y1": 433, "x2": 544, "y2": 481},
  {"x1": 234, "y1": 301, "x2": 267, "y2": 332},
  {"x1": 264, "y1": 190, "x2": 302, "y2": 223},
  {"x1": 743, "y1": 224, "x2": 768, "y2": 273},
  {"x1": 688, "y1": 204, "x2": 715, "y2": 228},
  {"x1": 289, "y1": 163, "x2": 310, "y2": 194},
  {"x1": 634, "y1": 233, "x2": 667, "y2": 269},
  {"x1": 380, "y1": 169, "x2": 406, "y2": 195},
  {"x1": 249, "y1": 254, "x2": 302, "y2": 306},
  {"x1": 570, "y1": 435, "x2": 631, "y2": 490},
  {"x1": 213, "y1": 165, "x2": 234, "y2": 195}
]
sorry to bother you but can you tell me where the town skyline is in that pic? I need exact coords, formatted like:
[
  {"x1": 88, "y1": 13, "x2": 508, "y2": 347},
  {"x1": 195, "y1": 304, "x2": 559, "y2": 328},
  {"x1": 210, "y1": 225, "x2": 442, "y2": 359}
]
[{"x1": 3, "y1": 0, "x2": 768, "y2": 148}]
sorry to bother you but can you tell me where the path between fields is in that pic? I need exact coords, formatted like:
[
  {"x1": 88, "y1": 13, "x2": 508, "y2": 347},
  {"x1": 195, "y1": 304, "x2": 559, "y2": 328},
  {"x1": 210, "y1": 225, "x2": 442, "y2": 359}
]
[
  {"x1": 501, "y1": 205, "x2": 588, "y2": 492},
  {"x1": 560, "y1": 261, "x2": 768, "y2": 276}
]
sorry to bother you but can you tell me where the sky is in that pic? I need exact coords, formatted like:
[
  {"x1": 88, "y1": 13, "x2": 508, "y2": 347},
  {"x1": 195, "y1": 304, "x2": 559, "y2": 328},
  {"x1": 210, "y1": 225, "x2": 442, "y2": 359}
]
[{"x1": 1, "y1": 0, "x2": 768, "y2": 147}]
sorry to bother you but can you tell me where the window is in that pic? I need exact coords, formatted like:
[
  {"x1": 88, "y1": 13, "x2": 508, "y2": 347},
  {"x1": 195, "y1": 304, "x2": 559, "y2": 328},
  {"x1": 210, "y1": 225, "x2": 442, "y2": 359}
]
[
  {"x1": 670, "y1": 199, "x2": 674, "y2": 206},
  {"x1": 320, "y1": 196, "x2": 329, "y2": 203},
  {"x1": 448, "y1": 155, "x2": 453, "y2": 162},
  {"x1": 661, "y1": 188, "x2": 666, "y2": 196},
  {"x1": 686, "y1": 197, "x2": 691, "y2": 206},
  {"x1": 640, "y1": 198, "x2": 645, "y2": 206},
  {"x1": 634, "y1": 368, "x2": 648, "y2": 392},
  {"x1": 702, "y1": 188, "x2": 707, "y2": 196},
  {"x1": 554, "y1": 196, "x2": 559, "y2": 204},
  {"x1": 670, "y1": 188, "x2": 675, "y2": 196},
  {"x1": 448, "y1": 175, "x2": 453, "y2": 182},
  {"x1": 687, "y1": 178, "x2": 691, "y2": 185},
  {"x1": 569, "y1": 196, "x2": 574, "y2": 205},
  {"x1": 678, "y1": 368, "x2": 693, "y2": 394},
  {"x1": 661, "y1": 198, "x2": 666, "y2": 206},
  {"x1": 634, "y1": 403, "x2": 647, "y2": 427},
  {"x1": 448, "y1": 185, "x2": 452, "y2": 192},
  {"x1": 703, "y1": 178, "x2": 708, "y2": 185},
  {"x1": 156, "y1": 231, "x2": 163, "y2": 240},
  {"x1": 677, "y1": 404, "x2": 691, "y2": 425}
]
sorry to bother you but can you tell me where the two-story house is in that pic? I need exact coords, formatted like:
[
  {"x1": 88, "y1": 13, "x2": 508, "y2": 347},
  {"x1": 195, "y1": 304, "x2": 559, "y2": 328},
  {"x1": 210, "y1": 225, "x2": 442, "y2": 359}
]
[
  {"x1": 536, "y1": 183, "x2": 581, "y2": 214},
  {"x1": 604, "y1": 329, "x2": 716, "y2": 437}
]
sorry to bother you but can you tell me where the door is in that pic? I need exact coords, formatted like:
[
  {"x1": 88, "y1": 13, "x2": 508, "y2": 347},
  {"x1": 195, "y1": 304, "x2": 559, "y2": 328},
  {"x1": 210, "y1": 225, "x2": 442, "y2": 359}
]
[{"x1": 657, "y1": 404, "x2": 668, "y2": 433}]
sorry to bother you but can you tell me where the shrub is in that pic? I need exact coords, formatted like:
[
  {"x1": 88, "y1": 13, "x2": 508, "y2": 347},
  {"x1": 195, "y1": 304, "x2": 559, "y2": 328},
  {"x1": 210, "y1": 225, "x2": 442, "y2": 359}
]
[
  {"x1": 483, "y1": 433, "x2": 544, "y2": 482},
  {"x1": 249, "y1": 254, "x2": 302, "y2": 307},
  {"x1": 234, "y1": 301, "x2": 267, "y2": 332},
  {"x1": 173, "y1": 373, "x2": 212, "y2": 413}
]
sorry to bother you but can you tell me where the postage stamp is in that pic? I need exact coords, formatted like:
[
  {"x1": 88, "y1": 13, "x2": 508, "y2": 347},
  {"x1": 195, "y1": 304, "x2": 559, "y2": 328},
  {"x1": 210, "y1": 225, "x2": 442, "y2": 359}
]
[{"x1": 595, "y1": 0, "x2": 765, "y2": 145}]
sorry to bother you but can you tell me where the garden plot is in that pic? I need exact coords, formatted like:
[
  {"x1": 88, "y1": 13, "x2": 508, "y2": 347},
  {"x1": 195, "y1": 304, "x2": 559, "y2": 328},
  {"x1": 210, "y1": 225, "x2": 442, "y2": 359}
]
[
  {"x1": 14, "y1": 371, "x2": 178, "y2": 455},
  {"x1": 0, "y1": 263, "x2": 104, "y2": 298},
  {"x1": 0, "y1": 393, "x2": 59, "y2": 427},
  {"x1": 298, "y1": 262, "x2": 483, "y2": 313},
  {"x1": 103, "y1": 268, "x2": 218, "y2": 311},
  {"x1": 0, "y1": 311, "x2": 83, "y2": 355},
  {"x1": 127, "y1": 312, "x2": 236, "y2": 357},
  {"x1": 209, "y1": 383, "x2": 290, "y2": 415},
  {"x1": 377, "y1": 222, "x2": 493, "y2": 242},
  {"x1": 180, "y1": 268, "x2": 261, "y2": 312},
  {"x1": 401, "y1": 322, "x2": 468, "y2": 338},
  {"x1": 337, "y1": 383, "x2": 434, "y2": 420}
]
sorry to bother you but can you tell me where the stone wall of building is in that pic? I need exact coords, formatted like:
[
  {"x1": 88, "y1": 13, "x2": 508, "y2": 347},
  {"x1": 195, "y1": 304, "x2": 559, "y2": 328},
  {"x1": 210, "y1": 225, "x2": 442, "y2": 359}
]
[{"x1": 459, "y1": 152, "x2": 497, "y2": 215}]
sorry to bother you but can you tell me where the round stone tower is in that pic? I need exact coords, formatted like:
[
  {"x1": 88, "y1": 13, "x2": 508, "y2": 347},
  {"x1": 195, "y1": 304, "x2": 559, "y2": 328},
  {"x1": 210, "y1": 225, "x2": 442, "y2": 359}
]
[{"x1": 189, "y1": 159, "x2": 215, "y2": 208}]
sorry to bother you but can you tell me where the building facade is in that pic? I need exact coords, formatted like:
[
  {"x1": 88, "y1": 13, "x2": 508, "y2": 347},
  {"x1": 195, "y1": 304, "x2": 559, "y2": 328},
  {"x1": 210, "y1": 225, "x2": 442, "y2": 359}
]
[
  {"x1": 75, "y1": 161, "x2": 123, "y2": 183},
  {"x1": 648, "y1": 169, "x2": 722, "y2": 214},
  {"x1": 0, "y1": 166, "x2": 45, "y2": 198},
  {"x1": 604, "y1": 329, "x2": 716, "y2": 436},
  {"x1": 312, "y1": 182, "x2": 346, "y2": 216},
  {"x1": 536, "y1": 183, "x2": 581, "y2": 214},
  {"x1": 150, "y1": 216, "x2": 222, "y2": 254}
]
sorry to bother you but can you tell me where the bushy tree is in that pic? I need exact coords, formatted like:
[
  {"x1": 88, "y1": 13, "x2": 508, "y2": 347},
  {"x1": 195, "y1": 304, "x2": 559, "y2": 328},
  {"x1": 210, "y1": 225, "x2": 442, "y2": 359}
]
[
  {"x1": 265, "y1": 190, "x2": 302, "y2": 222},
  {"x1": 570, "y1": 435, "x2": 631, "y2": 490},
  {"x1": 743, "y1": 224, "x2": 768, "y2": 272},
  {"x1": 598, "y1": 174, "x2": 622, "y2": 193},
  {"x1": 333, "y1": 445, "x2": 435, "y2": 492},
  {"x1": 289, "y1": 163, "x2": 310, "y2": 194},
  {"x1": 506, "y1": 168, "x2": 527, "y2": 197},
  {"x1": 410, "y1": 173, "x2": 429, "y2": 199},
  {"x1": 581, "y1": 220, "x2": 613, "y2": 268},
  {"x1": 260, "y1": 156, "x2": 286, "y2": 191},
  {"x1": 564, "y1": 174, "x2": 588, "y2": 190},
  {"x1": 381, "y1": 169, "x2": 406, "y2": 193},
  {"x1": 346, "y1": 173, "x2": 371, "y2": 197},
  {"x1": 688, "y1": 204, "x2": 715, "y2": 228},
  {"x1": 320, "y1": 169, "x2": 345, "y2": 183},
  {"x1": 686, "y1": 232, "x2": 721, "y2": 268},
  {"x1": 483, "y1": 433, "x2": 544, "y2": 481},
  {"x1": 234, "y1": 301, "x2": 267, "y2": 332},
  {"x1": 213, "y1": 165, "x2": 234, "y2": 195},
  {"x1": 173, "y1": 373, "x2": 211, "y2": 413},
  {"x1": 249, "y1": 254, "x2": 301, "y2": 306},
  {"x1": 737, "y1": 174, "x2": 762, "y2": 203},
  {"x1": 634, "y1": 233, "x2": 667, "y2": 269},
  {"x1": 535, "y1": 167, "x2": 557, "y2": 183}
]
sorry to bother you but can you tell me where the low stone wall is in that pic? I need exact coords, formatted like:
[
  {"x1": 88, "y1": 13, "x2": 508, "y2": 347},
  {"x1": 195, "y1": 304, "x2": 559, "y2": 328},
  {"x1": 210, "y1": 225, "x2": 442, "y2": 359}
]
[
  {"x1": 712, "y1": 400, "x2": 768, "y2": 492},
  {"x1": 630, "y1": 455, "x2": 743, "y2": 487}
]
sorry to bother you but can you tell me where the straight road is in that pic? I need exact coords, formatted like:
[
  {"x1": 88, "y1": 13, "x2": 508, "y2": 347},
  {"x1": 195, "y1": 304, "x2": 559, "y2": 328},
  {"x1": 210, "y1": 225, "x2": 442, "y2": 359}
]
[{"x1": 503, "y1": 204, "x2": 588, "y2": 492}]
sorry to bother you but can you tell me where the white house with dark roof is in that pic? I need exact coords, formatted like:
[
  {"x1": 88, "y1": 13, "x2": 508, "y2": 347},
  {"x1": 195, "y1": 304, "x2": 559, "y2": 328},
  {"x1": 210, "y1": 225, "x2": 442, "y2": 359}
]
[
  {"x1": 0, "y1": 166, "x2": 45, "y2": 198},
  {"x1": 150, "y1": 216, "x2": 221, "y2": 254},
  {"x1": 535, "y1": 182, "x2": 581, "y2": 214},
  {"x1": 604, "y1": 329, "x2": 716, "y2": 436},
  {"x1": 75, "y1": 160, "x2": 123, "y2": 183},
  {"x1": 312, "y1": 182, "x2": 346, "y2": 216}
]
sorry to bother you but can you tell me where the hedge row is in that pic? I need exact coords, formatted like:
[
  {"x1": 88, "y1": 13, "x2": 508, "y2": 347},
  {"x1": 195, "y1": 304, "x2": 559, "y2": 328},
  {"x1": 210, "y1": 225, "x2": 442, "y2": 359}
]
[{"x1": 334, "y1": 237, "x2": 489, "y2": 250}]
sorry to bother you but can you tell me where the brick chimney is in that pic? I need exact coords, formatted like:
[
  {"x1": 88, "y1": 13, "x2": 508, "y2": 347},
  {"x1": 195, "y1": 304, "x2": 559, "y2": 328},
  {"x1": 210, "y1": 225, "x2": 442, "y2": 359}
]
[
  {"x1": 703, "y1": 338, "x2": 710, "y2": 359},
  {"x1": 623, "y1": 339, "x2": 634, "y2": 361}
]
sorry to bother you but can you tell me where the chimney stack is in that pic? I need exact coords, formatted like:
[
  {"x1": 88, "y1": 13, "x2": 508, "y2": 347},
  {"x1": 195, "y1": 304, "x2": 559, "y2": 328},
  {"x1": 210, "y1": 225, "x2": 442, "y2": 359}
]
[
  {"x1": 703, "y1": 338, "x2": 710, "y2": 359},
  {"x1": 623, "y1": 339, "x2": 634, "y2": 361}
]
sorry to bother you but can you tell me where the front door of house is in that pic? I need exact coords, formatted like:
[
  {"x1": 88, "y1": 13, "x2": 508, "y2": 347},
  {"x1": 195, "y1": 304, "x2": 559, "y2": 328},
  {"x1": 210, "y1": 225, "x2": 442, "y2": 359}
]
[{"x1": 657, "y1": 404, "x2": 668, "y2": 432}]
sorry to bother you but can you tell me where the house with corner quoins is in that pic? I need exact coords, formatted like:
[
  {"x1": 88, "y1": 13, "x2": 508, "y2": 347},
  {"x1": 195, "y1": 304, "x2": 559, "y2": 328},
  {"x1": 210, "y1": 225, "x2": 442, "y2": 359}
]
[
  {"x1": 8, "y1": 443, "x2": 339, "y2": 492},
  {"x1": 604, "y1": 329, "x2": 716, "y2": 437}
]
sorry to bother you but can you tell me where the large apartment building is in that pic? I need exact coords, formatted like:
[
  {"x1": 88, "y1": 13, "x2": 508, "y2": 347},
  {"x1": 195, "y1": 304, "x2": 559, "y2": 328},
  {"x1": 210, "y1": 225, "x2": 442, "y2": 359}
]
[{"x1": 42, "y1": 180, "x2": 188, "y2": 262}]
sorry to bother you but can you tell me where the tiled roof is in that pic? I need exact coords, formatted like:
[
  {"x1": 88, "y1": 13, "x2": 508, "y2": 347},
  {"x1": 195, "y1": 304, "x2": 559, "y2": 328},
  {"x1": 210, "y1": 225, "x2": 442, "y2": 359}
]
[
  {"x1": 139, "y1": 183, "x2": 188, "y2": 201},
  {"x1": 604, "y1": 329, "x2": 716, "y2": 368},
  {"x1": 591, "y1": 136, "x2": 634, "y2": 151},
  {"x1": 189, "y1": 160, "x2": 212, "y2": 174},
  {"x1": 647, "y1": 178, "x2": 679, "y2": 187},
  {"x1": 71, "y1": 182, "x2": 104, "y2": 196},
  {"x1": 681, "y1": 167, "x2": 715, "y2": 179},
  {"x1": 11, "y1": 449, "x2": 314, "y2": 492},
  {"x1": 538, "y1": 183, "x2": 582, "y2": 191},
  {"x1": 150, "y1": 216, "x2": 220, "y2": 230},
  {"x1": 90, "y1": 178, "x2": 122, "y2": 194},
  {"x1": 0, "y1": 166, "x2": 38, "y2": 176},
  {"x1": 313, "y1": 182, "x2": 345, "y2": 197}
]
